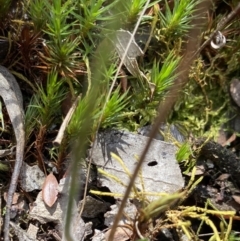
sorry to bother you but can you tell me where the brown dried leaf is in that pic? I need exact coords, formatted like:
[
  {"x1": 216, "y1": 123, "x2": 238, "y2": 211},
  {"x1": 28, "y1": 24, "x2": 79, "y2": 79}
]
[
  {"x1": 217, "y1": 129, "x2": 228, "y2": 146},
  {"x1": 186, "y1": 164, "x2": 206, "y2": 176},
  {"x1": 42, "y1": 173, "x2": 58, "y2": 207},
  {"x1": 3, "y1": 192, "x2": 20, "y2": 204},
  {"x1": 222, "y1": 133, "x2": 236, "y2": 147},
  {"x1": 216, "y1": 173, "x2": 230, "y2": 181},
  {"x1": 232, "y1": 195, "x2": 240, "y2": 205},
  {"x1": 105, "y1": 227, "x2": 132, "y2": 241}
]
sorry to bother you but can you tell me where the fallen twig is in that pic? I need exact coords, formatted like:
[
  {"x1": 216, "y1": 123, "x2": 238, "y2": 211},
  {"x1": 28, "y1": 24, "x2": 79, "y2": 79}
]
[
  {"x1": 108, "y1": 1, "x2": 211, "y2": 240},
  {"x1": 0, "y1": 66, "x2": 25, "y2": 241},
  {"x1": 53, "y1": 94, "x2": 81, "y2": 147},
  {"x1": 194, "y1": 2, "x2": 240, "y2": 57}
]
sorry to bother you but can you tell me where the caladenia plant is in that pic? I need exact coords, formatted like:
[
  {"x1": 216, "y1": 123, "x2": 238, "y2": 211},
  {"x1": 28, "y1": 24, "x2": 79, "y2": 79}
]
[{"x1": 2, "y1": 0, "x2": 240, "y2": 240}]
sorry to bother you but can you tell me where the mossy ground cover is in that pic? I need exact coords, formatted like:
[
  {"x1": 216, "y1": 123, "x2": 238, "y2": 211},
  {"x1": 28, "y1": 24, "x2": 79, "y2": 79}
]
[{"x1": 0, "y1": 0, "x2": 240, "y2": 240}]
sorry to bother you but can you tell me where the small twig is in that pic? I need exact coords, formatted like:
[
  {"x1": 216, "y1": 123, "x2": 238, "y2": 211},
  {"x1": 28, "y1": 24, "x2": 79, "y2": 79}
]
[
  {"x1": 135, "y1": 221, "x2": 144, "y2": 239},
  {"x1": 79, "y1": 0, "x2": 152, "y2": 225},
  {"x1": 35, "y1": 125, "x2": 47, "y2": 176},
  {"x1": 0, "y1": 66, "x2": 25, "y2": 241},
  {"x1": 108, "y1": 1, "x2": 211, "y2": 241},
  {"x1": 53, "y1": 94, "x2": 81, "y2": 146},
  {"x1": 194, "y1": 2, "x2": 240, "y2": 57},
  {"x1": 106, "y1": 1, "x2": 152, "y2": 240}
]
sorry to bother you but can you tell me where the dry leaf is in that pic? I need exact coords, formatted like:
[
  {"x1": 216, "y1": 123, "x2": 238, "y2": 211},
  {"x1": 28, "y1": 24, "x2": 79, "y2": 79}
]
[
  {"x1": 105, "y1": 227, "x2": 132, "y2": 241},
  {"x1": 115, "y1": 30, "x2": 144, "y2": 78},
  {"x1": 222, "y1": 133, "x2": 236, "y2": 147},
  {"x1": 186, "y1": 164, "x2": 206, "y2": 176},
  {"x1": 10, "y1": 222, "x2": 36, "y2": 241},
  {"x1": 42, "y1": 173, "x2": 58, "y2": 207},
  {"x1": 114, "y1": 30, "x2": 156, "y2": 94},
  {"x1": 216, "y1": 173, "x2": 230, "y2": 181},
  {"x1": 217, "y1": 129, "x2": 228, "y2": 146},
  {"x1": 232, "y1": 195, "x2": 240, "y2": 205}
]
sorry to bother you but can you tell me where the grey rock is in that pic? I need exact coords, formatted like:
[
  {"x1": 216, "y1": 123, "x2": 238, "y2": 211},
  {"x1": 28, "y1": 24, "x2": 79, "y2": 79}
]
[
  {"x1": 138, "y1": 124, "x2": 185, "y2": 143},
  {"x1": 20, "y1": 162, "x2": 45, "y2": 192},
  {"x1": 92, "y1": 130, "x2": 184, "y2": 201},
  {"x1": 104, "y1": 200, "x2": 137, "y2": 227},
  {"x1": 79, "y1": 196, "x2": 110, "y2": 218}
]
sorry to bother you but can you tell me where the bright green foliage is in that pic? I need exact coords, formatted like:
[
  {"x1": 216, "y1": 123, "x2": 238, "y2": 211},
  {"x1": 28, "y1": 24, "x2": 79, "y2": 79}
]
[
  {"x1": 114, "y1": 0, "x2": 159, "y2": 24},
  {"x1": 67, "y1": 96, "x2": 94, "y2": 138},
  {"x1": 159, "y1": 0, "x2": 200, "y2": 36},
  {"x1": 121, "y1": 0, "x2": 153, "y2": 23},
  {"x1": 124, "y1": 51, "x2": 180, "y2": 128},
  {"x1": 24, "y1": 0, "x2": 201, "y2": 136},
  {"x1": 3, "y1": 0, "x2": 240, "y2": 239},
  {"x1": 25, "y1": 95, "x2": 40, "y2": 140},
  {"x1": 28, "y1": 0, "x2": 47, "y2": 31},
  {"x1": 25, "y1": 72, "x2": 65, "y2": 136},
  {"x1": 73, "y1": 0, "x2": 119, "y2": 40},
  {"x1": 40, "y1": 0, "x2": 82, "y2": 78},
  {"x1": 229, "y1": 232, "x2": 240, "y2": 241},
  {"x1": 176, "y1": 142, "x2": 192, "y2": 162},
  {"x1": 151, "y1": 51, "x2": 180, "y2": 98},
  {"x1": 171, "y1": 58, "x2": 230, "y2": 138},
  {"x1": 99, "y1": 87, "x2": 131, "y2": 128}
]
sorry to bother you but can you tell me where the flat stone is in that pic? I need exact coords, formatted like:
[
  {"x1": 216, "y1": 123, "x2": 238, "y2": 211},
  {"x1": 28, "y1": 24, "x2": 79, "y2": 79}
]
[{"x1": 92, "y1": 130, "x2": 184, "y2": 201}]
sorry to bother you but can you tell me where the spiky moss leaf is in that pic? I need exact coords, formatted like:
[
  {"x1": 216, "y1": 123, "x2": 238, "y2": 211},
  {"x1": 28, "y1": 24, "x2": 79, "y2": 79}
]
[
  {"x1": 113, "y1": 0, "x2": 159, "y2": 24},
  {"x1": 151, "y1": 51, "x2": 180, "y2": 98},
  {"x1": 126, "y1": 51, "x2": 180, "y2": 128},
  {"x1": 28, "y1": 0, "x2": 48, "y2": 31},
  {"x1": 26, "y1": 72, "x2": 66, "y2": 130},
  {"x1": 99, "y1": 87, "x2": 131, "y2": 128},
  {"x1": 72, "y1": 0, "x2": 119, "y2": 38},
  {"x1": 40, "y1": 0, "x2": 83, "y2": 77},
  {"x1": 69, "y1": 87, "x2": 131, "y2": 134},
  {"x1": 67, "y1": 96, "x2": 95, "y2": 138},
  {"x1": 176, "y1": 142, "x2": 192, "y2": 162},
  {"x1": 25, "y1": 96, "x2": 41, "y2": 140},
  {"x1": 159, "y1": 0, "x2": 201, "y2": 36}
]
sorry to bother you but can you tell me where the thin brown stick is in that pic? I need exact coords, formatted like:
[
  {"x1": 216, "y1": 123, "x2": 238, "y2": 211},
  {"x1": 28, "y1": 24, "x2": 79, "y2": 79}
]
[
  {"x1": 79, "y1": 0, "x2": 152, "y2": 223},
  {"x1": 107, "y1": 1, "x2": 211, "y2": 240},
  {"x1": 53, "y1": 94, "x2": 81, "y2": 147}
]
